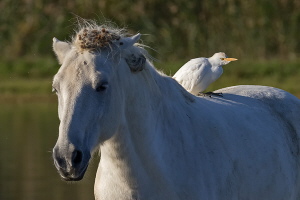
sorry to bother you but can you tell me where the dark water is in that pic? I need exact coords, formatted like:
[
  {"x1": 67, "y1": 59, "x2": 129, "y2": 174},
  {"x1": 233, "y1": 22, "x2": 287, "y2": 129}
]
[{"x1": 0, "y1": 102, "x2": 98, "y2": 200}]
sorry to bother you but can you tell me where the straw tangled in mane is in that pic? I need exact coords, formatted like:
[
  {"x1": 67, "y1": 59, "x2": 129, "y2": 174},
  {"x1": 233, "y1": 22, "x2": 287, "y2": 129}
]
[
  {"x1": 71, "y1": 19, "x2": 157, "y2": 62},
  {"x1": 72, "y1": 21, "x2": 127, "y2": 52}
]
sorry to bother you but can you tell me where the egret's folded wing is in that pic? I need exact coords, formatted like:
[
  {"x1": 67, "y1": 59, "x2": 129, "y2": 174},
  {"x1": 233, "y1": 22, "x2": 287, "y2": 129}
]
[{"x1": 173, "y1": 58, "x2": 209, "y2": 92}]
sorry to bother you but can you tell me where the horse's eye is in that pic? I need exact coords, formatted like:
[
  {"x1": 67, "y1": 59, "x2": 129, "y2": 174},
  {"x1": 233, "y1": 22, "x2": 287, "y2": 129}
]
[
  {"x1": 96, "y1": 82, "x2": 108, "y2": 92},
  {"x1": 52, "y1": 87, "x2": 58, "y2": 93}
]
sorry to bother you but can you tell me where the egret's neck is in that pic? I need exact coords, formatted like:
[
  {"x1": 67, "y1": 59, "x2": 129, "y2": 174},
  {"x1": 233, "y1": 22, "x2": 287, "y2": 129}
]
[{"x1": 208, "y1": 57, "x2": 222, "y2": 68}]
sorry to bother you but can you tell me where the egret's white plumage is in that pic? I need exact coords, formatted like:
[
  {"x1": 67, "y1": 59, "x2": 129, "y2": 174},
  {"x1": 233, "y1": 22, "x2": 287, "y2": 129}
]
[{"x1": 173, "y1": 52, "x2": 237, "y2": 95}]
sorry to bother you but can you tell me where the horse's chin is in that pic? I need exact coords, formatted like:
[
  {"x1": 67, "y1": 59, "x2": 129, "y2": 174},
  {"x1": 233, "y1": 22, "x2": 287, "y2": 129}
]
[
  {"x1": 59, "y1": 163, "x2": 89, "y2": 182},
  {"x1": 61, "y1": 175, "x2": 84, "y2": 181}
]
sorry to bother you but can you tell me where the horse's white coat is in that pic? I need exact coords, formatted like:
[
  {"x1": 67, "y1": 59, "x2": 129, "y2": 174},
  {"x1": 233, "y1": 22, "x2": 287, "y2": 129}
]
[{"x1": 52, "y1": 26, "x2": 300, "y2": 200}]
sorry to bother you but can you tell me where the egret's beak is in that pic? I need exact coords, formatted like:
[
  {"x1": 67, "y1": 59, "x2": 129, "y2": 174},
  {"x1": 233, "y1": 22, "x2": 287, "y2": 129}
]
[{"x1": 224, "y1": 58, "x2": 238, "y2": 61}]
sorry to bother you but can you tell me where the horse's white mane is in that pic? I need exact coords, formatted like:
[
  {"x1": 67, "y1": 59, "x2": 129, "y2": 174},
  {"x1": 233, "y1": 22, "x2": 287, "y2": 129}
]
[
  {"x1": 71, "y1": 20, "x2": 126, "y2": 51},
  {"x1": 71, "y1": 19, "x2": 156, "y2": 63}
]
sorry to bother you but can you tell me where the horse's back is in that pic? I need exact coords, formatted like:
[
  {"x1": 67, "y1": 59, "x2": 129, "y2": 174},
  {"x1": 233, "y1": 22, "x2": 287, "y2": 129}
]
[
  {"x1": 185, "y1": 85, "x2": 300, "y2": 199},
  {"x1": 216, "y1": 85, "x2": 300, "y2": 132}
]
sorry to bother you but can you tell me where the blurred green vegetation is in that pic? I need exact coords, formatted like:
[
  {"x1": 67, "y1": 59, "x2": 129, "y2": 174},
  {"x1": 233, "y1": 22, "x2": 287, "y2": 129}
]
[
  {"x1": 1, "y1": 0, "x2": 299, "y2": 60},
  {"x1": 0, "y1": 0, "x2": 299, "y2": 99}
]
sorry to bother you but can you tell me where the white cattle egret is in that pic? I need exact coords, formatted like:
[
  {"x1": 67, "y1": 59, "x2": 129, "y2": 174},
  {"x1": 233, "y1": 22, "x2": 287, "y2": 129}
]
[{"x1": 173, "y1": 52, "x2": 237, "y2": 96}]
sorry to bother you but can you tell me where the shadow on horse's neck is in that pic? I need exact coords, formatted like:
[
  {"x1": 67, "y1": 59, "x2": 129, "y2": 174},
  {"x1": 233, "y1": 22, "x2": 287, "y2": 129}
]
[
  {"x1": 103, "y1": 61, "x2": 195, "y2": 154},
  {"x1": 125, "y1": 61, "x2": 195, "y2": 112},
  {"x1": 98, "y1": 63, "x2": 197, "y2": 196},
  {"x1": 113, "y1": 61, "x2": 196, "y2": 149}
]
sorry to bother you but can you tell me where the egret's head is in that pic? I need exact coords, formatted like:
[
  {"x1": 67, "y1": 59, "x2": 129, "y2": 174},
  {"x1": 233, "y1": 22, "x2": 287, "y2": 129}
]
[{"x1": 211, "y1": 52, "x2": 238, "y2": 66}]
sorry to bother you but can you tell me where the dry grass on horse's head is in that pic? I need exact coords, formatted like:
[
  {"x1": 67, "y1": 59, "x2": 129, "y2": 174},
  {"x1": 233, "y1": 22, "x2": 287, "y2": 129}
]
[
  {"x1": 72, "y1": 20, "x2": 128, "y2": 52},
  {"x1": 75, "y1": 27, "x2": 120, "y2": 51}
]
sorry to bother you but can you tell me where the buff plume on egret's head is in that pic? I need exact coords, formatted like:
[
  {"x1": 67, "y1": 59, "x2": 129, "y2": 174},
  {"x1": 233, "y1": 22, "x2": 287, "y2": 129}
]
[{"x1": 210, "y1": 52, "x2": 238, "y2": 66}]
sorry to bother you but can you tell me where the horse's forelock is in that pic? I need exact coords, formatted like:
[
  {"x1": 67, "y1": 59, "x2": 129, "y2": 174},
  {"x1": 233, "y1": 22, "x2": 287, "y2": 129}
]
[
  {"x1": 70, "y1": 20, "x2": 155, "y2": 73},
  {"x1": 72, "y1": 22, "x2": 127, "y2": 52}
]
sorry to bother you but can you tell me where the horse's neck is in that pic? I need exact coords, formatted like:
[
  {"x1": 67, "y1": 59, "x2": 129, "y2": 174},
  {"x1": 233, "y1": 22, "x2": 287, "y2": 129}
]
[
  {"x1": 97, "y1": 68, "x2": 192, "y2": 198},
  {"x1": 102, "y1": 76, "x2": 169, "y2": 176},
  {"x1": 98, "y1": 118, "x2": 176, "y2": 199}
]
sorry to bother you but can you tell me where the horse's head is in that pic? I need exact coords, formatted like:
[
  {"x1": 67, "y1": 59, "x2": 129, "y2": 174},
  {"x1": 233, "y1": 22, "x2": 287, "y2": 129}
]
[{"x1": 52, "y1": 25, "x2": 146, "y2": 181}]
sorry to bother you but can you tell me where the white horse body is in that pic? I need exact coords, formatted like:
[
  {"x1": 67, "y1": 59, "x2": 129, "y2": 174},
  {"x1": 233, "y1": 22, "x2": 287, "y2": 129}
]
[
  {"x1": 95, "y1": 82, "x2": 300, "y2": 200},
  {"x1": 52, "y1": 23, "x2": 300, "y2": 200}
]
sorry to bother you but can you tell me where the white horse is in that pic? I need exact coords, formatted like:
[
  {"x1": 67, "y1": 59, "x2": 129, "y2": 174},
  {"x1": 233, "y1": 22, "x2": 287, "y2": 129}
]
[{"x1": 52, "y1": 23, "x2": 300, "y2": 200}]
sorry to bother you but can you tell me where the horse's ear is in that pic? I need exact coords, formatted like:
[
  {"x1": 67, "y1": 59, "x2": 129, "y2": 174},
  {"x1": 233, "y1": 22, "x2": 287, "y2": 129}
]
[
  {"x1": 53, "y1": 37, "x2": 71, "y2": 64},
  {"x1": 118, "y1": 33, "x2": 146, "y2": 72},
  {"x1": 117, "y1": 33, "x2": 141, "y2": 50},
  {"x1": 125, "y1": 53, "x2": 146, "y2": 72}
]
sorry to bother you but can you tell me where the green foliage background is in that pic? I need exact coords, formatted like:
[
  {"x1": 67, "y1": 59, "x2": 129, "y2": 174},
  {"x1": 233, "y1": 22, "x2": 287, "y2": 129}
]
[
  {"x1": 1, "y1": 0, "x2": 299, "y2": 59},
  {"x1": 0, "y1": 3, "x2": 299, "y2": 198},
  {"x1": 0, "y1": 0, "x2": 299, "y2": 97}
]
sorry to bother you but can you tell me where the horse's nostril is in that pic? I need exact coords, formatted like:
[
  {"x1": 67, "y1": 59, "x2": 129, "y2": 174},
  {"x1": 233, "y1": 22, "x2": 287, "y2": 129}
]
[
  {"x1": 72, "y1": 150, "x2": 83, "y2": 166},
  {"x1": 54, "y1": 157, "x2": 65, "y2": 168},
  {"x1": 53, "y1": 147, "x2": 67, "y2": 170}
]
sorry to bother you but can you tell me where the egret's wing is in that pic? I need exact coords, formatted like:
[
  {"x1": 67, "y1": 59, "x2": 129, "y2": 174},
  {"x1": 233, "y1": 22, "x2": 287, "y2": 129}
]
[
  {"x1": 173, "y1": 58, "x2": 207, "y2": 82},
  {"x1": 173, "y1": 58, "x2": 210, "y2": 92}
]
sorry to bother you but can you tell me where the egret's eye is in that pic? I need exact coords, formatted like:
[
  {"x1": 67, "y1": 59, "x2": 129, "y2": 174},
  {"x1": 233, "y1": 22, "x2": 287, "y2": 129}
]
[
  {"x1": 220, "y1": 58, "x2": 225, "y2": 60},
  {"x1": 96, "y1": 82, "x2": 108, "y2": 92}
]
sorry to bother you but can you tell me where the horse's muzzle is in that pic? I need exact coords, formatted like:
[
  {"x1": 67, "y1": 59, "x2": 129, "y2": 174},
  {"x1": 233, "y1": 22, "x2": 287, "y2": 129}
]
[{"x1": 52, "y1": 147, "x2": 91, "y2": 181}]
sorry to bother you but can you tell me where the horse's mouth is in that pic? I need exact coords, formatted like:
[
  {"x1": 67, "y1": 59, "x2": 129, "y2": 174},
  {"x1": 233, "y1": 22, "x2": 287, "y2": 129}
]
[{"x1": 58, "y1": 163, "x2": 89, "y2": 181}]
